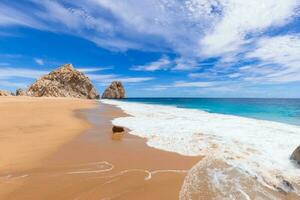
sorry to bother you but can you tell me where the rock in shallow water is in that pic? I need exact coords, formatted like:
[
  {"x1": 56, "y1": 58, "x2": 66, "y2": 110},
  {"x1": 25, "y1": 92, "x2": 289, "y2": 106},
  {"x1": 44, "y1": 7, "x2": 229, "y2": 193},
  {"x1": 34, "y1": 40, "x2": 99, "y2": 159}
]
[
  {"x1": 290, "y1": 145, "x2": 300, "y2": 165},
  {"x1": 27, "y1": 64, "x2": 99, "y2": 99},
  {"x1": 102, "y1": 81, "x2": 125, "y2": 99}
]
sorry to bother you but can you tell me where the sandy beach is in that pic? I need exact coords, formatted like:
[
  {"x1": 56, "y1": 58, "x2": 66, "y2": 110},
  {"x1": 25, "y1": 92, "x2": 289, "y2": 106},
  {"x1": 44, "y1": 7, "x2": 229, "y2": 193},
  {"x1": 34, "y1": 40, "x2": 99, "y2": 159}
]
[{"x1": 0, "y1": 97, "x2": 200, "y2": 200}]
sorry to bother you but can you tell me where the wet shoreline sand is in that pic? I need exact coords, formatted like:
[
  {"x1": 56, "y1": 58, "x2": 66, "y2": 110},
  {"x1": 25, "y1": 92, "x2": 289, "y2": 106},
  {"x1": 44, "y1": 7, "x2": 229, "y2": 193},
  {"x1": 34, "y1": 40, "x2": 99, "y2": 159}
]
[{"x1": 0, "y1": 97, "x2": 201, "y2": 200}]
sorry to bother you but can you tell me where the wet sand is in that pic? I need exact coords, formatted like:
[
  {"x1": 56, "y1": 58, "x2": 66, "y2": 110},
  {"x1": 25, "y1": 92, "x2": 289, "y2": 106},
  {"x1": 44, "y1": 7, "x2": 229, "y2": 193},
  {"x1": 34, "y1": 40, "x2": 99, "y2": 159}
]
[{"x1": 0, "y1": 97, "x2": 200, "y2": 200}]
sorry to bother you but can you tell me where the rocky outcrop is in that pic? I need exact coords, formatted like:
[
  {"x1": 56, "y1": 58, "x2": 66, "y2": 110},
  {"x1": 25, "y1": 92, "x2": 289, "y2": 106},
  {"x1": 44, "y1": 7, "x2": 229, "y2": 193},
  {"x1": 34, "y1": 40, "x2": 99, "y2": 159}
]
[
  {"x1": 0, "y1": 90, "x2": 14, "y2": 96},
  {"x1": 291, "y1": 145, "x2": 300, "y2": 165},
  {"x1": 16, "y1": 88, "x2": 28, "y2": 96},
  {"x1": 102, "y1": 81, "x2": 125, "y2": 99},
  {"x1": 27, "y1": 64, "x2": 99, "y2": 99}
]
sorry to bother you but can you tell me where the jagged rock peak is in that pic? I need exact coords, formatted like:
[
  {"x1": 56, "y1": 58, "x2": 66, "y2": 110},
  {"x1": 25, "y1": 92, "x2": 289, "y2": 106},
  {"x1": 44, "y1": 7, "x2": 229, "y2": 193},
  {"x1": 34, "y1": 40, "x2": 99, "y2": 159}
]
[
  {"x1": 102, "y1": 81, "x2": 125, "y2": 99},
  {"x1": 27, "y1": 64, "x2": 99, "y2": 99}
]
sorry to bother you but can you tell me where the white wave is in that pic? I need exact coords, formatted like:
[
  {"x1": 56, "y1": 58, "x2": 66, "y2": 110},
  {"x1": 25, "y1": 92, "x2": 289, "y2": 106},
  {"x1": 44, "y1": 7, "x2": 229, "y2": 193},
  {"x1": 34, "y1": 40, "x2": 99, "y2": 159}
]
[{"x1": 101, "y1": 99, "x2": 300, "y2": 197}]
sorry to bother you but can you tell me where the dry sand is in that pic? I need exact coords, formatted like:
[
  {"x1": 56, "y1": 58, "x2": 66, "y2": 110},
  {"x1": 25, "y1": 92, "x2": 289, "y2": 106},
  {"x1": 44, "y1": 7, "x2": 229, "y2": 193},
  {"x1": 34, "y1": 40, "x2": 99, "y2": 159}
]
[
  {"x1": 0, "y1": 96, "x2": 96, "y2": 172},
  {"x1": 0, "y1": 97, "x2": 200, "y2": 200}
]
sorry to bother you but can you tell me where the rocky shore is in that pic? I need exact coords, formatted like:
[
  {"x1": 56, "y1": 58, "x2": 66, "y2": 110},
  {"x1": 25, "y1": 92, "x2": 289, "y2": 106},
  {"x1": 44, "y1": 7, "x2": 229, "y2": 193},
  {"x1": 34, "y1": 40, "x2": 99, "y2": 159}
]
[{"x1": 0, "y1": 63, "x2": 125, "y2": 100}]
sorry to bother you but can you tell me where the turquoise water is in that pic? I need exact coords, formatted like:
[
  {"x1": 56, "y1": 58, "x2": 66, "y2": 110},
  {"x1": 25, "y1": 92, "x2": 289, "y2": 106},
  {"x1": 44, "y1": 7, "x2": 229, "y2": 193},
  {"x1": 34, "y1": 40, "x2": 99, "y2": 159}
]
[{"x1": 121, "y1": 98, "x2": 300, "y2": 126}]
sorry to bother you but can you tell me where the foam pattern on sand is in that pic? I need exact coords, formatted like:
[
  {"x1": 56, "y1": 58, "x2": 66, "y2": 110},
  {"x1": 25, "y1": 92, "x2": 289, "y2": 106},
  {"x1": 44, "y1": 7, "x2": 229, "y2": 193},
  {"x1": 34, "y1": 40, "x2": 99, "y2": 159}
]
[{"x1": 101, "y1": 100, "x2": 300, "y2": 198}]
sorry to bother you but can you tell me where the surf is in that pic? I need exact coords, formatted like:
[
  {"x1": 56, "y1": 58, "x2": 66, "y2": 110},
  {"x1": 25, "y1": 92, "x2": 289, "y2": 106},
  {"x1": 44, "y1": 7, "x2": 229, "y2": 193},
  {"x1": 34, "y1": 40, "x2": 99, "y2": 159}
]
[{"x1": 102, "y1": 99, "x2": 300, "y2": 199}]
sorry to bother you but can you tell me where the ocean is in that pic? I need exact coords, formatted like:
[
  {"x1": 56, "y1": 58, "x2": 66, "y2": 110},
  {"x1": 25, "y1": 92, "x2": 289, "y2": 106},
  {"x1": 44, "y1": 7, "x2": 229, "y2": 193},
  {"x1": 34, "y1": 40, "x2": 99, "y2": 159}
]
[
  {"x1": 101, "y1": 98, "x2": 300, "y2": 199},
  {"x1": 120, "y1": 98, "x2": 300, "y2": 126}
]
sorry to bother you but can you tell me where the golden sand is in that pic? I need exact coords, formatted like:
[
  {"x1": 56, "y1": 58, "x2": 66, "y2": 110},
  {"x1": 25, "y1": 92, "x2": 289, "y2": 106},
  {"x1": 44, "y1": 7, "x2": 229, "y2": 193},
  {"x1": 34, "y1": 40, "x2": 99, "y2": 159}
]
[{"x1": 0, "y1": 97, "x2": 200, "y2": 200}]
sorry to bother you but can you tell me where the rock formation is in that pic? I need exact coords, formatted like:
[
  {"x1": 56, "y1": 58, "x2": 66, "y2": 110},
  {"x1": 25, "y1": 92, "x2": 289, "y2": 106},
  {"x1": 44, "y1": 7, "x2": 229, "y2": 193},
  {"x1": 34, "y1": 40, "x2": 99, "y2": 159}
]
[
  {"x1": 291, "y1": 145, "x2": 300, "y2": 165},
  {"x1": 16, "y1": 88, "x2": 27, "y2": 96},
  {"x1": 0, "y1": 90, "x2": 14, "y2": 96},
  {"x1": 102, "y1": 81, "x2": 125, "y2": 99},
  {"x1": 27, "y1": 64, "x2": 99, "y2": 99}
]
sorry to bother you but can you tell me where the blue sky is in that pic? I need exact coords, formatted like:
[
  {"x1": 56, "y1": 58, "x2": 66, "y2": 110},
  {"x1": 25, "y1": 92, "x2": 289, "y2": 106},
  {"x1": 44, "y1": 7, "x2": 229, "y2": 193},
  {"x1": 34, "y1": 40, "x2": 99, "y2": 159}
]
[{"x1": 0, "y1": 0, "x2": 300, "y2": 97}]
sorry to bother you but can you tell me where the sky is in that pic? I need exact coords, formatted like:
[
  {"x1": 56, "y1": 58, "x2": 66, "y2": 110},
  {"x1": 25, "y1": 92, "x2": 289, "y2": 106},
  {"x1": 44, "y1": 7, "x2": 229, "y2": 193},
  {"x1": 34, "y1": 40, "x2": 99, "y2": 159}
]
[{"x1": 0, "y1": 0, "x2": 300, "y2": 98}]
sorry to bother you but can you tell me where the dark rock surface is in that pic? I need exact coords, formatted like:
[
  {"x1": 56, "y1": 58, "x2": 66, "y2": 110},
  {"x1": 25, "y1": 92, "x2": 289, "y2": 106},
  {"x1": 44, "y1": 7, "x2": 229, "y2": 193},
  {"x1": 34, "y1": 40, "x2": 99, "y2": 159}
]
[{"x1": 112, "y1": 125, "x2": 125, "y2": 133}]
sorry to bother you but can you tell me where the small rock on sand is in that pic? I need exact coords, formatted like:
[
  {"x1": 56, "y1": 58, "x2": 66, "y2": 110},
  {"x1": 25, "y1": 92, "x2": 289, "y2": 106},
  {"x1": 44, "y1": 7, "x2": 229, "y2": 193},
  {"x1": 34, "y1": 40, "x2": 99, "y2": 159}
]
[{"x1": 112, "y1": 125, "x2": 125, "y2": 133}]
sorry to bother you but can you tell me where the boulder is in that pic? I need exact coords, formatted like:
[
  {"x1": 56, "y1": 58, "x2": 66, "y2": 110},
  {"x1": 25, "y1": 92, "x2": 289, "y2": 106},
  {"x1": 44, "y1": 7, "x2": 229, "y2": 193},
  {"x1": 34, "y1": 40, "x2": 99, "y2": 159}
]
[
  {"x1": 290, "y1": 145, "x2": 300, "y2": 165},
  {"x1": 0, "y1": 90, "x2": 14, "y2": 96},
  {"x1": 102, "y1": 81, "x2": 125, "y2": 99},
  {"x1": 112, "y1": 125, "x2": 125, "y2": 133},
  {"x1": 27, "y1": 64, "x2": 99, "y2": 99},
  {"x1": 16, "y1": 88, "x2": 28, "y2": 96}
]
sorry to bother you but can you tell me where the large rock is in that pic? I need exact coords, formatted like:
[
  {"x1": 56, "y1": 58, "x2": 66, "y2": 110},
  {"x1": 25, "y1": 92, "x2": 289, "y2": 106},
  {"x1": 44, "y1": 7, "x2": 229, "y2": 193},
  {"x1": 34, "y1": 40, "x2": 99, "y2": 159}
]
[
  {"x1": 102, "y1": 81, "x2": 125, "y2": 99},
  {"x1": 291, "y1": 145, "x2": 300, "y2": 165},
  {"x1": 27, "y1": 64, "x2": 99, "y2": 99},
  {"x1": 0, "y1": 90, "x2": 14, "y2": 96}
]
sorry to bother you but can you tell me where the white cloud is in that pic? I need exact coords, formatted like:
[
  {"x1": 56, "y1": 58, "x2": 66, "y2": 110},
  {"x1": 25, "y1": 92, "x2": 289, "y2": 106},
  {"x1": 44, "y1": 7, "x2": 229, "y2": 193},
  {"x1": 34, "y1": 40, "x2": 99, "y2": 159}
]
[
  {"x1": 113, "y1": 77, "x2": 154, "y2": 83},
  {"x1": 188, "y1": 71, "x2": 217, "y2": 79},
  {"x1": 95, "y1": 77, "x2": 154, "y2": 87},
  {"x1": 86, "y1": 73, "x2": 154, "y2": 84},
  {"x1": 0, "y1": 80, "x2": 28, "y2": 88},
  {"x1": 227, "y1": 73, "x2": 241, "y2": 78},
  {"x1": 199, "y1": 0, "x2": 299, "y2": 56},
  {"x1": 34, "y1": 58, "x2": 44, "y2": 65},
  {"x1": 131, "y1": 56, "x2": 171, "y2": 71},
  {"x1": 77, "y1": 67, "x2": 112, "y2": 73},
  {"x1": 85, "y1": 74, "x2": 118, "y2": 82},
  {"x1": 0, "y1": 3, "x2": 44, "y2": 28},
  {"x1": 0, "y1": 67, "x2": 47, "y2": 79},
  {"x1": 143, "y1": 86, "x2": 169, "y2": 91},
  {"x1": 0, "y1": 0, "x2": 299, "y2": 56},
  {"x1": 0, "y1": 0, "x2": 300, "y2": 93},
  {"x1": 244, "y1": 34, "x2": 300, "y2": 83},
  {"x1": 173, "y1": 81, "x2": 218, "y2": 87},
  {"x1": 131, "y1": 56, "x2": 202, "y2": 72},
  {"x1": 172, "y1": 57, "x2": 199, "y2": 71},
  {"x1": 145, "y1": 80, "x2": 221, "y2": 92}
]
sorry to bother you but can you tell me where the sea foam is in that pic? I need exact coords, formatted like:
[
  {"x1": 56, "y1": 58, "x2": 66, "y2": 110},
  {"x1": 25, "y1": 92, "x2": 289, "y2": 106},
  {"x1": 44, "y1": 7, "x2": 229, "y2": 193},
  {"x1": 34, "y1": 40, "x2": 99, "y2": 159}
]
[{"x1": 101, "y1": 99, "x2": 300, "y2": 198}]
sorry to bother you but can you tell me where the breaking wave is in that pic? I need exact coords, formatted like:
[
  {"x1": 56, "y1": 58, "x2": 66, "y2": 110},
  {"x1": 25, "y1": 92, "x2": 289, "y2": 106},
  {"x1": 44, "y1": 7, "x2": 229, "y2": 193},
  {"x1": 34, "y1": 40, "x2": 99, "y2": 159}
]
[{"x1": 101, "y1": 100, "x2": 300, "y2": 199}]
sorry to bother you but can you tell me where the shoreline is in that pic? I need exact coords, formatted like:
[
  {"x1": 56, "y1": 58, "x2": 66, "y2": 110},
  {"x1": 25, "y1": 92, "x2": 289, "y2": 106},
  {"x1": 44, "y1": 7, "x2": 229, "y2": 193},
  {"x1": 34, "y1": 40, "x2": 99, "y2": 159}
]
[
  {"x1": 102, "y1": 99, "x2": 300, "y2": 199},
  {"x1": 0, "y1": 97, "x2": 201, "y2": 200}
]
